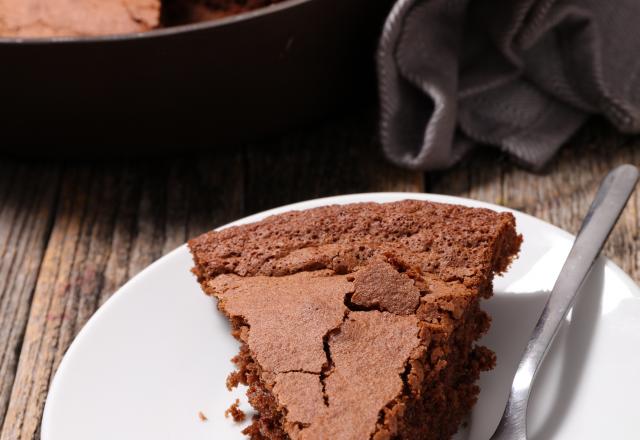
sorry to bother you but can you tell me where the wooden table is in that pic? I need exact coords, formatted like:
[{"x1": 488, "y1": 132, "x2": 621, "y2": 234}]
[{"x1": 0, "y1": 109, "x2": 638, "y2": 440}]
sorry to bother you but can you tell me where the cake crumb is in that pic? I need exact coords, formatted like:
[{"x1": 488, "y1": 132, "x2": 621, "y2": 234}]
[
  {"x1": 198, "y1": 411, "x2": 208, "y2": 422},
  {"x1": 226, "y1": 370, "x2": 242, "y2": 390},
  {"x1": 224, "y1": 399, "x2": 246, "y2": 422}
]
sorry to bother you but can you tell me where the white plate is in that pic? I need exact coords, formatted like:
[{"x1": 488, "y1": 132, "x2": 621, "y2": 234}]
[{"x1": 41, "y1": 193, "x2": 640, "y2": 440}]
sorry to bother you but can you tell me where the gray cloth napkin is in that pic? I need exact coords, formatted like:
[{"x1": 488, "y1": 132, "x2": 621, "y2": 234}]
[{"x1": 378, "y1": 0, "x2": 640, "y2": 171}]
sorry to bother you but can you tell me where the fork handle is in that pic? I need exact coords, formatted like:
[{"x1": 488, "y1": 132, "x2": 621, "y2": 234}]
[{"x1": 492, "y1": 164, "x2": 639, "y2": 440}]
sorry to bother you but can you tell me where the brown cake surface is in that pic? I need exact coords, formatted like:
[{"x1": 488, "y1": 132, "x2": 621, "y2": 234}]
[
  {"x1": 0, "y1": 0, "x2": 160, "y2": 37},
  {"x1": 189, "y1": 200, "x2": 521, "y2": 439}
]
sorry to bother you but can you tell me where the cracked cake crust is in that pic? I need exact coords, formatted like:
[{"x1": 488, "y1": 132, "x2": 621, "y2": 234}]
[{"x1": 189, "y1": 200, "x2": 521, "y2": 440}]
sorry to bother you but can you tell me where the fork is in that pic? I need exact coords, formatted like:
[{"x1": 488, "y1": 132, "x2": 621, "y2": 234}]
[{"x1": 490, "y1": 164, "x2": 639, "y2": 440}]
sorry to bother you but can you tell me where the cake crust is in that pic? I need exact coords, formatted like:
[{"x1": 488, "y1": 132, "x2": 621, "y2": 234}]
[
  {"x1": 190, "y1": 200, "x2": 520, "y2": 293},
  {"x1": 189, "y1": 200, "x2": 521, "y2": 440}
]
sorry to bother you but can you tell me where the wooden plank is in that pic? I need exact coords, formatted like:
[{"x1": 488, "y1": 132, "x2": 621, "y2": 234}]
[
  {"x1": 244, "y1": 112, "x2": 424, "y2": 215},
  {"x1": 0, "y1": 155, "x2": 244, "y2": 440},
  {"x1": 0, "y1": 161, "x2": 60, "y2": 433},
  {"x1": 428, "y1": 149, "x2": 506, "y2": 205},
  {"x1": 503, "y1": 121, "x2": 639, "y2": 281},
  {"x1": 429, "y1": 120, "x2": 640, "y2": 283}
]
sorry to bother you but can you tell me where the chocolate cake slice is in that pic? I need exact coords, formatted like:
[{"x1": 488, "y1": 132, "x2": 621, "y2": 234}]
[{"x1": 189, "y1": 200, "x2": 521, "y2": 439}]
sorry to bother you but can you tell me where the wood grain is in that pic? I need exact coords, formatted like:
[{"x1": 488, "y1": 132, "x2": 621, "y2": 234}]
[
  {"x1": 0, "y1": 156, "x2": 243, "y2": 440},
  {"x1": 244, "y1": 112, "x2": 424, "y2": 215},
  {"x1": 0, "y1": 162, "x2": 60, "y2": 433}
]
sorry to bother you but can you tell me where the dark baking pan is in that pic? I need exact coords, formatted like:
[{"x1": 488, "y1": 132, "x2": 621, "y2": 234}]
[{"x1": 0, "y1": 0, "x2": 392, "y2": 154}]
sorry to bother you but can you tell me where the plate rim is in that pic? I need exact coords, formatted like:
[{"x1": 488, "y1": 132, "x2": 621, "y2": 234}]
[{"x1": 40, "y1": 191, "x2": 640, "y2": 438}]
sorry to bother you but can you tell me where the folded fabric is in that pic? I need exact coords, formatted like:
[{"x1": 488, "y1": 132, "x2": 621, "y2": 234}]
[{"x1": 378, "y1": 0, "x2": 640, "y2": 170}]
